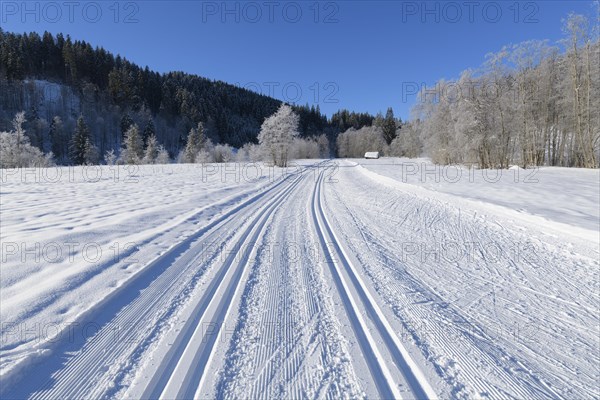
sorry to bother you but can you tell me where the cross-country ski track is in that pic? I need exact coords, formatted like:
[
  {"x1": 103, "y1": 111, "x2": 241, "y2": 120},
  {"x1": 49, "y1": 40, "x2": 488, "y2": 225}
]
[{"x1": 1, "y1": 160, "x2": 598, "y2": 399}]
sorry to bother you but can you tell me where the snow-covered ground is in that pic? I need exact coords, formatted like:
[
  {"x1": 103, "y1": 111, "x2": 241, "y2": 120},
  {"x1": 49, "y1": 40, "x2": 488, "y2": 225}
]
[
  {"x1": 1, "y1": 159, "x2": 598, "y2": 399},
  {"x1": 354, "y1": 157, "x2": 600, "y2": 235}
]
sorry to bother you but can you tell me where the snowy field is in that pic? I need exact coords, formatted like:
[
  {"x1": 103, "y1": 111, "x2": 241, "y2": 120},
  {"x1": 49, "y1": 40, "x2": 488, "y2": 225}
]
[
  {"x1": 355, "y1": 158, "x2": 600, "y2": 234},
  {"x1": 1, "y1": 159, "x2": 598, "y2": 399}
]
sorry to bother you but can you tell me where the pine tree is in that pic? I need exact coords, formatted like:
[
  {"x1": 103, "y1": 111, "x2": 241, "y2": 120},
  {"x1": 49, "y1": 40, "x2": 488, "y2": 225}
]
[{"x1": 69, "y1": 115, "x2": 91, "y2": 165}]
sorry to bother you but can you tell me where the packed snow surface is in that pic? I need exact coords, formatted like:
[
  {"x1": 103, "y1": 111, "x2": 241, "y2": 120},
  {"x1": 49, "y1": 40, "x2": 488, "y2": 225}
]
[{"x1": 1, "y1": 159, "x2": 598, "y2": 399}]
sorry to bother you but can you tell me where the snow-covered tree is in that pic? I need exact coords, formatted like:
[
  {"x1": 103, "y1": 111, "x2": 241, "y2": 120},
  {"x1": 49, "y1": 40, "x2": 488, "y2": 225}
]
[
  {"x1": 212, "y1": 144, "x2": 235, "y2": 163},
  {"x1": 389, "y1": 121, "x2": 422, "y2": 158},
  {"x1": 182, "y1": 122, "x2": 208, "y2": 163},
  {"x1": 316, "y1": 134, "x2": 330, "y2": 158},
  {"x1": 196, "y1": 149, "x2": 213, "y2": 163},
  {"x1": 337, "y1": 126, "x2": 387, "y2": 158},
  {"x1": 155, "y1": 145, "x2": 170, "y2": 164},
  {"x1": 236, "y1": 143, "x2": 264, "y2": 162},
  {"x1": 1, "y1": 131, "x2": 20, "y2": 168},
  {"x1": 84, "y1": 137, "x2": 100, "y2": 165},
  {"x1": 13, "y1": 111, "x2": 26, "y2": 153},
  {"x1": 142, "y1": 134, "x2": 159, "y2": 164},
  {"x1": 289, "y1": 137, "x2": 320, "y2": 159},
  {"x1": 104, "y1": 149, "x2": 117, "y2": 165},
  {"x1": 258, "y1": 104, "x2": 300, "y2": 167},
  {"x1": 0, "y1": 112, "x2": 54, "y2": 168},
  {"x1": 409, "y1": 12, "x2": 599, "y2": 168},
  {"x1": 120, "y1": 124, "x2": 144, "y2": 164}
]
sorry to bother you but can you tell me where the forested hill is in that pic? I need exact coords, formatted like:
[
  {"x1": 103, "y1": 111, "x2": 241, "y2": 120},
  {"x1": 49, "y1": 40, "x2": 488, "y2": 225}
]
[{"x1": 0, "y1": 29, "x2": 376, "y2": 160}]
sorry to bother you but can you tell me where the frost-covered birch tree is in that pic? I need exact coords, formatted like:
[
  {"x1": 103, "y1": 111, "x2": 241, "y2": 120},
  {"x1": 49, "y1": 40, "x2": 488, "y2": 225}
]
[
  {"x1": 258, "y1": 104, "x2": 300, "y2": 167},
  {"x1": 408, "y1": 12, "x2": 599, "y2": 168}
]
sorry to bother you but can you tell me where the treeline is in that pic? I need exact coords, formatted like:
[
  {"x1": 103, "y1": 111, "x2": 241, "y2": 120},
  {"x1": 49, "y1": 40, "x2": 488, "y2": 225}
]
[
  {"x1": 336, "y1": 108, "x2": 404, "y2": 157},
  {"x1": 0, "y1": 29, "x2": 283, "y2": 147},
  {"x1": 411, "y1": 13, "x2": 599, "y2": 168},
  {"x1": 0, "y1": 106, "x2": 329, "y2": 168},
  {"x1": 0, "y1": 29, "x2": 380, "y2": 164}
]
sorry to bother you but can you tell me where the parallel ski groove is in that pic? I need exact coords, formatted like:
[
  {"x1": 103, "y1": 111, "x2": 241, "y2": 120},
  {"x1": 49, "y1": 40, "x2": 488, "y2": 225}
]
[
  {"x1": 311, "y1": 167, "x2": 438, "y2": 400},
  {"x1": 7, "y1": 168, "x2": 305, "y2": 400},
  {"x1": 146, "y1": 173, "x2": 304, "y2": 399}
]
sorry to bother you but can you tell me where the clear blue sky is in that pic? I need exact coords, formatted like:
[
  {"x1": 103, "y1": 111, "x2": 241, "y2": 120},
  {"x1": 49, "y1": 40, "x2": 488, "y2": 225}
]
[{"x1": 1, "y1": 1, "x2": 597, "y2": 119}]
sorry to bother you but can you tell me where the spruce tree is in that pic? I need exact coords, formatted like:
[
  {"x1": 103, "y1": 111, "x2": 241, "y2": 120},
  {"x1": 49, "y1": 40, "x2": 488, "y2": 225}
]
[
  {"x1": 143, "y1": 134, "x2": 159, "y2": 164},
  {"x1": 182, "y1": 122, "x2": 207, "y2": 163},
  {"x1": 382, "y1": 107, "x2": 398, "y2": 145},
  {"x1": 142, "y1": 118, "x2": 155, "y2": 146},
  {"x1": 83, "y1": 137, "x2": 99, "y2": 164},
  {"x1": 156, "y1": 145, "x2": 170, "y2": 164},
  {"x1": 122, "y1": 124, "x2": 143, "y2": 164},
  {"x1": 69, "y1": 115, "x2": 90, "y2": 165},
  {"x1": 195, "y1": 122, "x2": 207, "y2": 154},
  {"x1": 120, "y1": 113, "x2": 134, "y2": 141},
  {"x1": 183, "y1": 127, "x2": 198, "y2": 163},
  {"x1": 49, "y1": 116, "x2": 64, "y2": 160},
  {"x1": 374, "y1": 112, "x2": 384, "y2": 129}
]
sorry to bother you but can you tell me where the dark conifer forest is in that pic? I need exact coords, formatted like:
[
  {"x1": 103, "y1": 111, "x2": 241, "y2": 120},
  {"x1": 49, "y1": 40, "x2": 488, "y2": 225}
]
[{"x1": 0, "y1": 29, "x2": 377, "y2": 162}]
